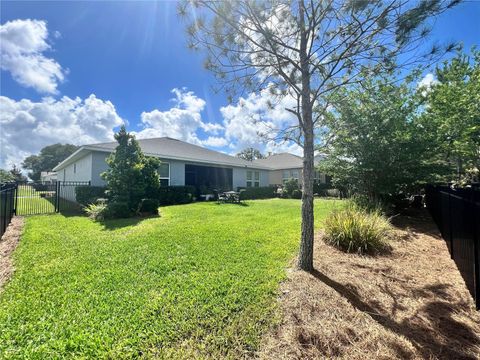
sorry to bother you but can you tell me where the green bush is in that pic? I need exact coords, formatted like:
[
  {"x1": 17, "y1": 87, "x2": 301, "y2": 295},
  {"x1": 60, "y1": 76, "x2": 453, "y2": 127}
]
[
  {"x1": 32, "y1": 183, "x2": 49, "y2": 192},
  {"x1": 157, "y1": 186, "x2": 196, "y2": 206},
  {"x1": 84, "y1": 203, "x2": 108, "y2": 221},
  {"x1": 283, "y1": 178, "x2": 300, "y2": 198},
  {"x1": 138, "y1": 198, "x2": 159, "y2": 215},
  {"x1": 75, "y1": 186, "x2": 107, "y2": 206},
  {"x1": 239, "y1": 186, "x2": 276, "y2": 200},
  {"x1": 291, "y1": 189, "x2": 302, "y2": 199},
  {"x1": 105, "y1": 201, "x2": 132, "y2": 219},
  {"x1": 314, "y1": 182, "x2": 339, "y2": 197},
  {"x1": 323, "y1": 205, "x2": 393, "y2": 255}
]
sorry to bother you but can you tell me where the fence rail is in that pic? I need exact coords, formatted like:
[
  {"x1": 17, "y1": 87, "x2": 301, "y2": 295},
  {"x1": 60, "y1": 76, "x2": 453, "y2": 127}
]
[
  {"x1": 0, "y1": 181, "x2": 91, "y2": 239},
  {"x1": 425, "y1": 185, "x2": 480, "y2": 309}
]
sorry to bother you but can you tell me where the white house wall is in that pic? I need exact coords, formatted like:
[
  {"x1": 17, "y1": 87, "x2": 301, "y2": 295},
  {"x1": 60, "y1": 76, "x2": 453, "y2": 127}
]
[
  {"x1": 91, "y1": 152, "x2": 109, "y2": 186},
  {"x1": 57, "y1": 153, "x2": 93, "y2": 183}
]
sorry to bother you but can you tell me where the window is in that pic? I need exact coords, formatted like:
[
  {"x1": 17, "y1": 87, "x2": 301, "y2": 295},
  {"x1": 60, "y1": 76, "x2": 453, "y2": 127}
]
[
  {"x1": 246, "y1": 170, "x2": 260, "y2": 187},
  {"x1": 159, "y1": 163, "x2": 170, "y2": 187},
  {"x1": 282, "y1": 169, "x2": 300, "y2": 184},
  {"x1": 314, "y1": 171, "x2": 326, "y2": 183},
  {"x1": 73, "y1": 163, "x2": 76, "y2": 174}
]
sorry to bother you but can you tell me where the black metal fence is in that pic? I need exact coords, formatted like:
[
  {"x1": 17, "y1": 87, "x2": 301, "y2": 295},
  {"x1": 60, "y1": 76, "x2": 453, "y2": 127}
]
[
  {"x1": 1, "y1": 183, "x2": 17, "y2": 239},
  {"x1": 425, "y1": 185, "x2": 480, "y2": 309},
  {"x1": 0, "y1": 181, "x2": 91, "y2": 238}
]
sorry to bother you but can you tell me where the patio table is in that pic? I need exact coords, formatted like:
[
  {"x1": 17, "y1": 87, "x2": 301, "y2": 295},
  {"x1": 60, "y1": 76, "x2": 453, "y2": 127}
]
[{"x1": 220, "y1": 191, "x2": 241, "y2": 203}]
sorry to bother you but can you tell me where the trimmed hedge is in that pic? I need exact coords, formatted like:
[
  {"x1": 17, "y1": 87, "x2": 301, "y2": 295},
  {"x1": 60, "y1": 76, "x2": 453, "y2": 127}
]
[
  {"x1": 75, "y1": 186, "x2": 107, "y2": 206},
  {"x1": 139, "y1": 198, "x2": 159, "y2": 215},
  {"x1": 238, "y1": 186, "x2": 276, "y2": 200},
  {"x1": 156, "y1": 186, "x2": 196, "y2": 206}
]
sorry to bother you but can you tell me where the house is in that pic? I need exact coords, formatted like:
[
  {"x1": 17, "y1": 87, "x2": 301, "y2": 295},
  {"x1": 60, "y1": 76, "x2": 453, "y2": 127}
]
[
  {"x1": 40, "y1": 171, "x2": 57, "y2": 183},
  {"x1": 52, "y1": 137, "x2": 328, "y2": 191}
]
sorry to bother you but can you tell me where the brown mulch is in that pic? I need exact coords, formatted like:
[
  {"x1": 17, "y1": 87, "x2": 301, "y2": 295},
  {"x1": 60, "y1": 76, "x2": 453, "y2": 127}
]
[
  {"x1": 259, "y1": 210, "x2": 480, "y2": 359},
  {"x1": 0, "y1": 217, "x2": 24, "y2": 292}
]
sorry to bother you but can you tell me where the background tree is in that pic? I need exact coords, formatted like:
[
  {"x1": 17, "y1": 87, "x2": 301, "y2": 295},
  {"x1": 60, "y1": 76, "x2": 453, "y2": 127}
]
[
  {"x1": 9, "y1": 165, "x2": 27, "y2": 182},
  {"x1": 101, "y1": 126, "x2": 160, "y2": 216},
  {"x1": 236, "y1": 147, "x2": 265, "y2": 161},
  {"x1": 22, "y1": 144, "x2": 78, "y2": 181},
  {"x1": 181, "y1": 0, "x2": 458, "y2": 271},
  {"x1": 421, "y1": 48, "x2": 480, "y2": 183},
  {"x1": 319, "y1": 74, "x2": 449, "y2": 201},
  {"x1": 0, "y1": 169, "x2": 15, "y2": 183}
]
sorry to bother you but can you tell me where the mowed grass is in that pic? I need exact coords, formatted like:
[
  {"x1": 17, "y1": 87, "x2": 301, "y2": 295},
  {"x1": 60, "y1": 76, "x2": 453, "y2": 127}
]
[
  {"x1": 16, "y1": 185, "x2": 56, "y2": 215},
  {"x1": 0, "y1": 199, "x2": 343, "y2": 359}
]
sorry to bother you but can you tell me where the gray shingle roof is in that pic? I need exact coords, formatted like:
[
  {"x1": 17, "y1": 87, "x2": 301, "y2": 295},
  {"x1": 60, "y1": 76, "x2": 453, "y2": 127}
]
[
  {"x1": 252, "y1": 153, "x2": 303, "y2": 169},
  {"x1": 55, "y1": 137, "x2": 270, "y2": 170},
  {"x1": 252, "y1": 153, "x2": 326, "y2": 170}
]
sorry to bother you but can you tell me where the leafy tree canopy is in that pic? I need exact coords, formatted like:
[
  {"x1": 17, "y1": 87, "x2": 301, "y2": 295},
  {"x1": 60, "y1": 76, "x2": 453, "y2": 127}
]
[
  {"x1": 236, "y1": 148, "x2": 265, "y2": 161},
  {"x1": 421, "y1": 48, "x2": 480, "y2": 184},
  {"x1": 319, "y1": 73, "x2": 450, "y2": 200},
  {"x1": 22, "y1": 144, "x2": 78, "y2": 181}
]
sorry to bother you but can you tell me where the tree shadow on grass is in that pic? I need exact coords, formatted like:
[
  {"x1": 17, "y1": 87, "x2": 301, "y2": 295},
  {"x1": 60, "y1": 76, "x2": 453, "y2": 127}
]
[
  {"x1": 99, "y1": 216, "x2": 154, "y2": 231},
  {"x1": 214, "y1": 201, "x2": 250, "y2": 207},
  {"x1": 311, "y1": 269, "x2": 479, "y2": 359}
]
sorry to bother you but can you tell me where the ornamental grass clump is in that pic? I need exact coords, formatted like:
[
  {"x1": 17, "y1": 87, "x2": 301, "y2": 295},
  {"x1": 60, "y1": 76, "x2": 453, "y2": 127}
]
[{"x1": 324, "y1": 205, "x2": 393, "y2": 255}]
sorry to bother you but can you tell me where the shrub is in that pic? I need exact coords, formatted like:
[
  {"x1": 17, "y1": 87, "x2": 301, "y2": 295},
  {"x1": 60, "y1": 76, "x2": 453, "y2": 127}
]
[
  {"x1": 283, "y1": 178, "x2": 300, "y2": 198},
  {"x1": 138, "y1": 198, "x2": 159, "y2": 215},
  {"x1": 291, "y1": 189, "x2": 302, "y2": 199},
  {"x1": 84, "y1": 203, "x2": 108, "y2": 221},
  {"x1": 157, "y1": 186, "x2": 196, "y2": 206},
  {"x1": 238, "y1": 186, "x2": 276, "y2": 200},
  {"x1": 323, "y1": 205, "x2": 393, "y2": 255},
  {"x1": 105, "y1": 201, "x2": 132, "y2": 219},
  {"x1": 32, "y1": 183, "x2": 49, "y2": 192},
  {"x1": 75, "y1": 186, "x2": 107, "y2": 206}
]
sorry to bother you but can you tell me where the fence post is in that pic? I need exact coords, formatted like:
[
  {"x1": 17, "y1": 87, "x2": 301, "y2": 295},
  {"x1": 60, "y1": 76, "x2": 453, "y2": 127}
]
[
  {"x1": 14, "y1": 183, "x2": 18, "y2": 215},
  {"x1": 2, "y1": 188, "x2": 7, "y2": 235},
  {"x1": 473, "y1": 198, "x2": 480, "y2": 310},
  {"x1": 448, "y1": 193, "x2": 454, "y2": 259},
  {"x1": 55, "y1": 181, "x2": 60, "y2": 213}
]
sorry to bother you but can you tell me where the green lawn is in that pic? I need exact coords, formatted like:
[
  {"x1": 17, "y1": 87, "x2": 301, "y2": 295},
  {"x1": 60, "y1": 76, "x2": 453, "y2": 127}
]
[
  {"x1": 0, "y1": 199, "x2": 343, "y2": 359},
  {"x1": 16, "y1": 185, "x2": 56, "y2": 215}
]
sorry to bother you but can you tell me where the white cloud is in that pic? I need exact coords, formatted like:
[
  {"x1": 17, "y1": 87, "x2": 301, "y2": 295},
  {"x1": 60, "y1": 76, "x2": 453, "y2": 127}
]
[
  {"x1": 220, "y1": 85, "x2": 301, "y2": 155},
  {"x1": 0, "y1": 95, "x2": 123, "y2": 168},
  {"x1": 418, "y1": 73, "x2": 438, "y2": 93},
  {"x1": 134, "y1": 88, "x2": 222, "y2": 145},
  {"x1": 0, "y1": 19, "x2": 65, "y2": 94},
  {"x1": 201, "y1": 136, "x2": 228, "y2": 148}
]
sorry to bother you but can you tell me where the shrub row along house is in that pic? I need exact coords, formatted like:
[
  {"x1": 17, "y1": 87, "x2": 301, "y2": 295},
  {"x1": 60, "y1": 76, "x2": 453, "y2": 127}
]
[{"x1": 52, "y1": 137, "x2": 328, "y2": 194}]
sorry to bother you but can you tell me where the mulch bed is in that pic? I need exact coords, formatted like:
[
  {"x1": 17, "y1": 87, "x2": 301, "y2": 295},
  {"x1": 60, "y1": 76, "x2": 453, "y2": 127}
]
[
  {"x1": 259, "y1": 210, "x2": 480, "y2": 359},
  {"x1": 0, "y1": 217, "x2": 24, "y2": 292}
]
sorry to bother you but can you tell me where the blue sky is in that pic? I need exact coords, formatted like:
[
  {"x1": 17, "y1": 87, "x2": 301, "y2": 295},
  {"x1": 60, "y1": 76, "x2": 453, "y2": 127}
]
[{"x1": 1, "y1": 0, "x2": 479, "y2": 168}]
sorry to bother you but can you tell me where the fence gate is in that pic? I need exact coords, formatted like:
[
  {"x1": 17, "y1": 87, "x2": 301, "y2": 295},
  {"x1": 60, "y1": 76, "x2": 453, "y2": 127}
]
[{"x1": 16, "y1": 182, "x2": 58, "y2": 215}]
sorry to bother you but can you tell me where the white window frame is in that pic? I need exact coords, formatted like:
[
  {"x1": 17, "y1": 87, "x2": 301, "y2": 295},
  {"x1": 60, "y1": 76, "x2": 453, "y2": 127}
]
[
  {"x1": 282, "y1": 169, "x2": 300, "y2": 184},
  {"x1": 246, "y1": 170, "x2": 260, "y2": 187},
  {"x1": 159, "y1": 162, "x2": 170, "y2": 186}
]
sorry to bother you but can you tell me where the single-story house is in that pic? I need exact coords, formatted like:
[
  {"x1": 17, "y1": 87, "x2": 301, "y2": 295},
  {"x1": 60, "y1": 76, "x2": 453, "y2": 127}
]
[
  {"x1": 52, "y1": 137, "x2": 327, "y2": 191},
  {"x1": 40, "y1": 171, "x2": 57, "y2": 183}
]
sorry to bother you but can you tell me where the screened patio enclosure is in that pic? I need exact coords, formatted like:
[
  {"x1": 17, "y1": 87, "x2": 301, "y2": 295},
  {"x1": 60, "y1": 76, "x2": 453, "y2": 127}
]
[{"x1": 185, "y1": 164, "x2": 233, "y2": 191}]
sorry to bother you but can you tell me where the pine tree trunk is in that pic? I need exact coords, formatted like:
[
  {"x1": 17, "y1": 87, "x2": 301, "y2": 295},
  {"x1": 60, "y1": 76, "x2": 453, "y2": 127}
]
[
  {"x1": 298, "y1": 122, "x2": 315, "y2": 271},
  {"x1": 296, "y1": 0, "x2": 315, "y2": 272}
]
